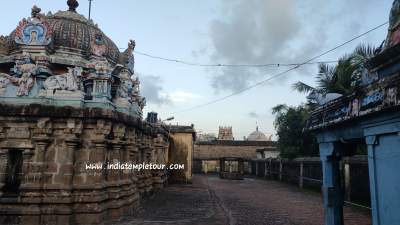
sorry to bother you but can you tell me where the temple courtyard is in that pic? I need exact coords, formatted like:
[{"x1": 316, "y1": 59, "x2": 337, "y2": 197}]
[{"x1": 116, "y1": 175, "x2": 371, "y2": 225}]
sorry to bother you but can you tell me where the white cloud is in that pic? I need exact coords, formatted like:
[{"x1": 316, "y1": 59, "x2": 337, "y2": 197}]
[
  {"x1": 160, "y1": 91, "x2": 201, "y2": 104},
  {"x1": 139, "y1": 73, "x2": 201, "y2": 106},
  {"x1": 209, "y1": 0, "x2": 303, "y2": 92},
  {"x1": 207, "y1": 0, "x2": 386, "y2": 93},
  {"x1": 139, "y1": 74, "x2": 172, "y2": 105}
]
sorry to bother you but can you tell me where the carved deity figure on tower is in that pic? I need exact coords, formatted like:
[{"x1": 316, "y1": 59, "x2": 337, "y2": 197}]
[
  {"x1": 14, "y1": 5, "x2": 52, "y2": 46},
  {"x1": 0, "y1": 53, "x2": 38, "y2": 96},
  {"x1": 130, "y1": 76, "x2": 145, "y2": 109},
  {"x1": 89, "y1": 59, "x2": 112, "y2": 76},
  {"x1": 43, "y1": 67, "x2": 82, "y2": 91},
  {"x1": 113, "y1": 68, "x2": 134, "y2": 108},
  {"x1": 116, "y1": 69, "x2": 132, "y2": 99},
  {"x1": 131, "y1": 77, "x2": 140, "y2": 99}
]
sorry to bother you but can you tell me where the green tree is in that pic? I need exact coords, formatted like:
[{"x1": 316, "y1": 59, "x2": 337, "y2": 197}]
[
  {"x1": 272, "y1": 44, "x2": 377, "y2": 158},
  {"x1": 272, "y1": 104, "x2": 318, "y2": 159},
  {"x1": 292, "y1": 44, "x2": 378, "y2": 97}
]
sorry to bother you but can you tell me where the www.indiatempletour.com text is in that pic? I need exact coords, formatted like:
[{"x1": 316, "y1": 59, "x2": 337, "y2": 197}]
[{"x1": 85, "y1": 162, "x2": 185, "y2": 171}]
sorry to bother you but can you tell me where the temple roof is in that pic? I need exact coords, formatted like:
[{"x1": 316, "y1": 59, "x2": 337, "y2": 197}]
[
  {"x1": 5, "y1": 1, "x2": 121, "y2": 64},
  {"x1": 196, "y1": 140, "x2": 276, "y2": 147},
  {"x1": 0, "y1": 1, "x2": 143, "y2": 117},
  {"x1": 247, "y1": 127, "x2": 271, "y2": 141}
]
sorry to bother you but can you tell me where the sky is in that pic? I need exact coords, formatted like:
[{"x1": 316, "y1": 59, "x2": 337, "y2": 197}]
[{"x1": 0, "y1": 0, "x2": 394, "y2": 139}]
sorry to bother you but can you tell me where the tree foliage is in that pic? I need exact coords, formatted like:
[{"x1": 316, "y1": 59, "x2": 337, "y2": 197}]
[
  {"x1": 272, "y1": 104, "x2": 318, "y2": 159},
  {"x1": 292, "y1": 44, "x2": 378, "y2": 97},
  {"x1": 273, "y1": 44, "x2": 377, "y2": 159}
]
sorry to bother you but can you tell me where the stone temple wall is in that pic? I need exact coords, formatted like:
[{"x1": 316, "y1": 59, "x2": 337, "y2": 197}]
[
  {"x1": 0, "y1": 104, "x2": 169, "y2": 225},
  {"x1": 194, "y1": 141, "x2": 277, "y2": 160}
]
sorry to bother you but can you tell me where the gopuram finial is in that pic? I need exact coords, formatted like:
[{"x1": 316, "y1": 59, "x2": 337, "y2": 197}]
[
  {"x1": 67, "y1": 0, "x2": 79, "y2": 12},
  {"x1": 31, "y1": 5, "x2": 41, "y2": 18}
]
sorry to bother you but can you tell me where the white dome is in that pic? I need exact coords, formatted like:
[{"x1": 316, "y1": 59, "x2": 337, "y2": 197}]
[{"x1": 247, "y1": 127, "x2": 271, "y2": 141}]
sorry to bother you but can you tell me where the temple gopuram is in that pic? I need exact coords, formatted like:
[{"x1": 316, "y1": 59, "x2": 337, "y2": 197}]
[
  {"x1": 306, "y1": 1, "x2": 400, "y2": 225},
  {"x1": 0, "y1": 1, "x2": 171, "y2": 224}
]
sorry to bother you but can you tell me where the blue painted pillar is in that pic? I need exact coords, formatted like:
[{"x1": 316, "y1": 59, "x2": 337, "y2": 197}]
[
  {"x1": 319, "y1": 142, "x2": 344, "y2": 225},
  {"x1": 366, "y1": 135, "x2": 380, "y2": 225},
  {"x1": 365, "y1": 133, "x2": 400, "y2": 225},
  {"x1": 363, "y1": 115, "x2": 400, "y2": 225}
]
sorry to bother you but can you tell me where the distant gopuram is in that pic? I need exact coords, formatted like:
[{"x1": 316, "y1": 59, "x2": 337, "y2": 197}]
[{"x1": 217, "y1": 126, "x2": 234, "y2": 140}]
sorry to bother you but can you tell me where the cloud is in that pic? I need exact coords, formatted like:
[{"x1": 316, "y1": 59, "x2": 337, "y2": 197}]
[
  {"x1": 207, "y1": 0, "x2": 382, "y2": 93},
  {"x1": 209, "y1": 0, "x2": 303, "y2": 92},
  {"x1": 248, "y1": 112, "x2": 260, "y2": 118},
  {"x1": 139, "y1": 74, "x2": 172, "y2": 105},
  {"x1": 139, "y1": 73, "x2": 201, "y2": 106},
  {"x1": 161, "y1": 91, "x2": 201, "y2": 104}
]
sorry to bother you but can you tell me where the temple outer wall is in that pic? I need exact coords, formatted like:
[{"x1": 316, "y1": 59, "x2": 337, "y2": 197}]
[
  {"x1": 193, "y1": 140, "x2": 277, "y2": 174},
  {"x1": 194, "y1": 140, "x2": 276, "y2": 160},
  {"x1": 0, "y1": 104, "x2": 170, "y2": 225}
]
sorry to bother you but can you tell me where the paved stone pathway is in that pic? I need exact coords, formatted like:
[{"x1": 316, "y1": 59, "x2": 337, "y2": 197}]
[{"x1": 115, "y1": 175, "x2": 371, "y2": 225}]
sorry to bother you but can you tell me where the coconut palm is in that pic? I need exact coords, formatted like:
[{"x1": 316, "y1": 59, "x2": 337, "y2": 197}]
[
  {"x1": 352, "y1": 44, "x2": 379, "y2": 66},
  {"x1": 292, "y1": 44, "x2": 378, "y2": 97},
  {"x1": 271, "y1": 104, "x2": 289, "y2": 115}
]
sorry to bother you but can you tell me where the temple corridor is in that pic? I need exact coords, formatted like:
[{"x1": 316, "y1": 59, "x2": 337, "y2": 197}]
[{"x1": 116, "y1": 175, "x2": 371, "y2": 225}]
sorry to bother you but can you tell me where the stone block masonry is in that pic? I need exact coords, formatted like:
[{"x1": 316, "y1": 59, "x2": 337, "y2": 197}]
[
  {"x1": 0, "y1": 104, "x2": 170, "y2": 225},
  {"x1": 194, "y1": 140, "x2": 277, "y2": 160}
]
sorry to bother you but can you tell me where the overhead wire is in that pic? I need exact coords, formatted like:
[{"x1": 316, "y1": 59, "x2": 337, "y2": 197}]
[
  {"x1": 167, "y1": 21, "x2": 388, "y2": 115},
  {"x1": 133, "y1": 50, "x2": 339, "y2": 67},
  {"x1": 117, "y1": 48, "x2": 338, "y2": 67}
]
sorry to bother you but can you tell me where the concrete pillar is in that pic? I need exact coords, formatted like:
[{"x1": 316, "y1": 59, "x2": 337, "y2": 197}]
[
  {"x1": 344, "y1": 162, "x2": 351, "y2": 202},
  {"x1": 268, "y1": 158, "x2": 272, "y2": 178},
  {"x1": 255, "y1": 161, "x2": 258, "y2": 176},
  {"x1": 365, "y1": 133, "x2": 400, "y2": 225},
  {"x1": 319, "y1": 142, "x2": 344, "y2": 225},
  {"x1": 365, "y1": 135, "x2": 381, "y2": 225},
  {"x1": 299, "y1": 161, "x2": 304, "y2": 189},
  {"x1": 264, "y1": 161, "x2": 268, "y2": 178}
]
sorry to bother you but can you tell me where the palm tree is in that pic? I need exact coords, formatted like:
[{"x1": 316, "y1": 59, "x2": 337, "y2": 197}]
[
  {"x1": 271, "y1": 104, "x2": 288, "y2": 115},
  {"x1": 352, "y1": 44, "x2": 378, "y2": 66},
  {"x1": 292, "y1": 44, "x2": 378, "y2": 97}
]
